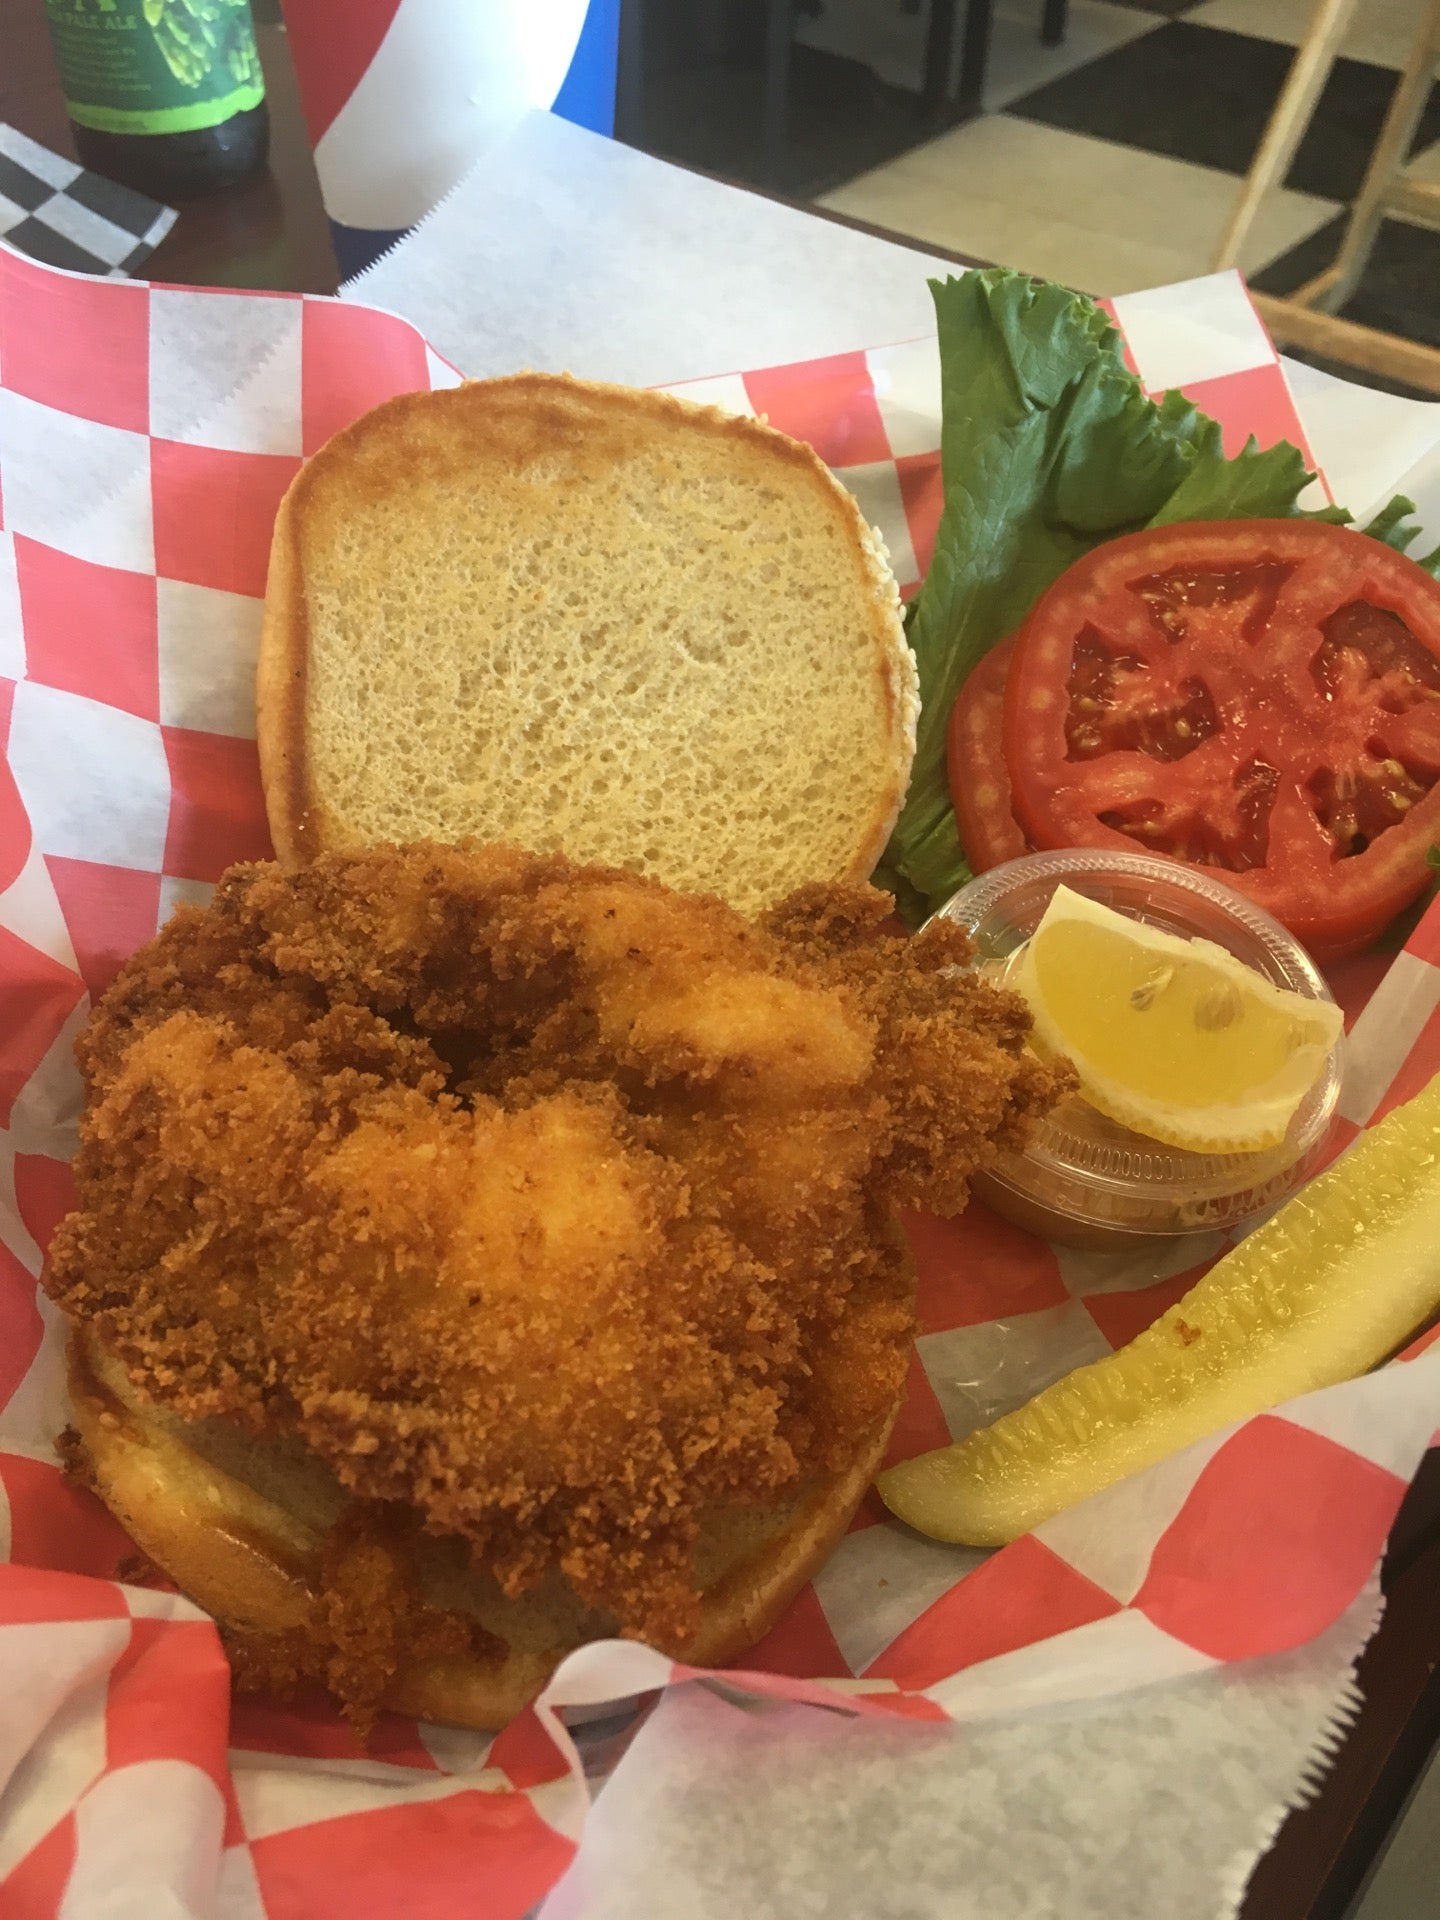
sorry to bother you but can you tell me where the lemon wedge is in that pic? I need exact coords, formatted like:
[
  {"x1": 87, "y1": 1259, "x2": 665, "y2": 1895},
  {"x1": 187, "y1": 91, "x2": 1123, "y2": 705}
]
[
  {"x1": 1010, "y1": 887, "x2": 1342, "y2": 1153},
  {"x1": 878, "y1": 1067, "x2": 1440, "y2": 1546}
]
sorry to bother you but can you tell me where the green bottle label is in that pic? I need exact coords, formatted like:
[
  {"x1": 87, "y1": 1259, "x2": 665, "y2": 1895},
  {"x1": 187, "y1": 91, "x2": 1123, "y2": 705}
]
[{"x1": 44, "y1": 0, "x2": 266, "y2": 136}]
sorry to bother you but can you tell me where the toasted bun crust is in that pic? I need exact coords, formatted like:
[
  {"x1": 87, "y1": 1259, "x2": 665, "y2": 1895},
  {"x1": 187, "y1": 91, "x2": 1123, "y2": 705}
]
[
  {"x1": 69, "y1": 1328, "x2": 896, "y2": 1730},
  {"x1": 257, "y1": 374, "x2": 918, "y2": 911}
]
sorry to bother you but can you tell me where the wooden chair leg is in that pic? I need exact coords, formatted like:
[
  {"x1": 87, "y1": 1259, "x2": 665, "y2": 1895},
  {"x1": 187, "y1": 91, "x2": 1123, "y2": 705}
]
[
  {"x1": 1300, "y1": 0, "x2": 1440, "y2": 312},
  {"x1": 1222, "y1": 0, "x2": 1440, "y2": 395},
  {"x1": 1211, "y1": 0, "x2": 1362, "y2": 273},
  {"x1": 1252, "y1": 294, "x2": 1440, "y2": 395}
]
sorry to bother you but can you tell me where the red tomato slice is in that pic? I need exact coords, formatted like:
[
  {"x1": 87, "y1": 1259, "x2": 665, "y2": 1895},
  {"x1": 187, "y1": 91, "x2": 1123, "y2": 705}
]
[
  {"x1": 947, "y1": 634, "x2": 1029, "y2": 871},
  {"x1": 1002, "y1": 520, "x2": 1440, "y2": 956}
]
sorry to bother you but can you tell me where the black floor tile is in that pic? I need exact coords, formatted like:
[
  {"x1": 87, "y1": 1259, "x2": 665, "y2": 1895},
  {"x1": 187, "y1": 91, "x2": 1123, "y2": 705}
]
[
  {"x1": 1253, "y1": 213, "x2": 1440, "y2": 358},
  {"x1": 632, "y1": 44, "x2": 936, "y2": 197},
  {"x1": 1250, "y1": 212, "x2": 1348, "y2": 295},
  {"x1": 1006, "y1": 22, "x2": 1440, "y2": 203}
]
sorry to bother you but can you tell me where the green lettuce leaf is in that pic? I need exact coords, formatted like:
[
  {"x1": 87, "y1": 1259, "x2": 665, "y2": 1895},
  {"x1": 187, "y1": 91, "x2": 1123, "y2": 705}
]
[
  {"x1": 1357, "y1": 496, "x2": 1440, "y2": 574},
  {"x1": 882, "y1": 268, "x2": 1435, "y2": 923}
]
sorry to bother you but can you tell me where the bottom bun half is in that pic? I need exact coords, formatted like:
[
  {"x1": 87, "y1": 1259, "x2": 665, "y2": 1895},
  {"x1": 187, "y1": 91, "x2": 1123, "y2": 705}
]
[{"x1": 67, "y1": 1326, "x2": 897, "y2": 1730}]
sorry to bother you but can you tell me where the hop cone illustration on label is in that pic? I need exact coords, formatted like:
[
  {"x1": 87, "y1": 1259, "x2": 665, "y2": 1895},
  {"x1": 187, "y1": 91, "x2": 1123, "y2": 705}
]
[{"x1": 142, "y1": 0, "x2": 261, "y2": 90}]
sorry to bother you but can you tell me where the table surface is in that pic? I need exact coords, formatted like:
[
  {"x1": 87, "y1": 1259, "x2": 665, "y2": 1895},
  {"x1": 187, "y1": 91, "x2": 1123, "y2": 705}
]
[
  {"x1": 1, "y1": 8, "x2": 339, "y2": 293},
  {"x1": 3, "y1": 6, "x2": 1439, "y2": 1917}
]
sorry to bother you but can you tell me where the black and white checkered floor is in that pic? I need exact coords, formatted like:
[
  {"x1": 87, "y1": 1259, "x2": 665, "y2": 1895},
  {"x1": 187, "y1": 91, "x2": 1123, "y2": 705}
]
[{"x1": 811, "y1": 0, "x2": 1439, "y2": 359}]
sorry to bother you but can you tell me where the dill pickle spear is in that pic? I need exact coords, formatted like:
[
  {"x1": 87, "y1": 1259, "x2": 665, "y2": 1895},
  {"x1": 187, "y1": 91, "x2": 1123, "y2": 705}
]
[{"x1": 878, "y1": 1072, "x2": 1440, "y2": 1546}]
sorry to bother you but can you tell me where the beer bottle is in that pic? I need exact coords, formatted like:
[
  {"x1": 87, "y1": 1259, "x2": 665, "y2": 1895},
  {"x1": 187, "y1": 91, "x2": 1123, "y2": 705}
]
[{"x1": 42, "y1": 0, "x2": 269, "y2": 201}]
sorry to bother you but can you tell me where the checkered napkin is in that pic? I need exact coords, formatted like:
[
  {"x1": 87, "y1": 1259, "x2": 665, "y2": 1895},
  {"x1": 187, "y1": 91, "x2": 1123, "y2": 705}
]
[
  {"x1": 2, "y1": 244, "x2": 1440, "y2": 1917},
  {"x1": 0, "y1": 125, "x2": 175, "y2": 280}
]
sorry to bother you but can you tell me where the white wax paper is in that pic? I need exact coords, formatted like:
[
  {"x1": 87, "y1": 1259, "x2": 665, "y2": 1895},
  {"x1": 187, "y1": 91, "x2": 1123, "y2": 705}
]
[
  {"x1": 541, "y1": 1590, "x2": 1382, "y2": 1920},
  {"x1": 346, "y1": 111, "x2": 961, "y2": 384}
]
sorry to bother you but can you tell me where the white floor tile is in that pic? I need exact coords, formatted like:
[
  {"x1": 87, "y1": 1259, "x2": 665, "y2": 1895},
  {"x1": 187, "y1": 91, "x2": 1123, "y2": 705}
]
[
  {"x1": 794, "y1": 0, "x2": 1163, "y2": 104},
  {"x1": 818, "y1": 116, "x2": 1342, "y2": 293},
  {"x1": 1189, "y1": 0, "x2": 1426, "y2": 71},
  {"x1": 982, "y1": 0, "x2": 1164, "y2": 110}
]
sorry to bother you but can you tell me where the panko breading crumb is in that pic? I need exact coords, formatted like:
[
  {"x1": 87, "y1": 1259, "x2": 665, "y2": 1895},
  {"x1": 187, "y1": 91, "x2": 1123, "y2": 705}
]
[{"x1": 48, "y1": 842, "x2": 1069, "y2": 1712}]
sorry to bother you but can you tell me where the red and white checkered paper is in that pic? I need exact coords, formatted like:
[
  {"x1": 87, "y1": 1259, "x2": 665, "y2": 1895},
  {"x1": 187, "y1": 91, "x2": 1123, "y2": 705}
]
[{"x1": 2, "y1": 239, "x2": 1439, "y2": 1918}]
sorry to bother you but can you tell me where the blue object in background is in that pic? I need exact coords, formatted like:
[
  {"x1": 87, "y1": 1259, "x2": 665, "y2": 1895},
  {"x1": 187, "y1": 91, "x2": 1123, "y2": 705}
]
[{"x1": 552, "y1": 0, "x2": 621, "y2": 136}]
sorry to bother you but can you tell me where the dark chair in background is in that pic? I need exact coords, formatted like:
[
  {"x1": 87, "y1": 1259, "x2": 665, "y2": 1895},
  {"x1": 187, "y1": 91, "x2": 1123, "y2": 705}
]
[
  {"x1": 769, "y1": 0, "x2": 1069, "y2": 177},
  {"x1": 617, "y1": 0, "x2": 1068, "y2": 195}
]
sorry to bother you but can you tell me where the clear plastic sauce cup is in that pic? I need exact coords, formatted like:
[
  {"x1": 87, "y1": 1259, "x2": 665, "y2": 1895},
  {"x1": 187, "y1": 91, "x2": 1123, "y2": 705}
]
[{"x1": 931, "y1": 850, "x2": 1345, "y2": 1249}]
